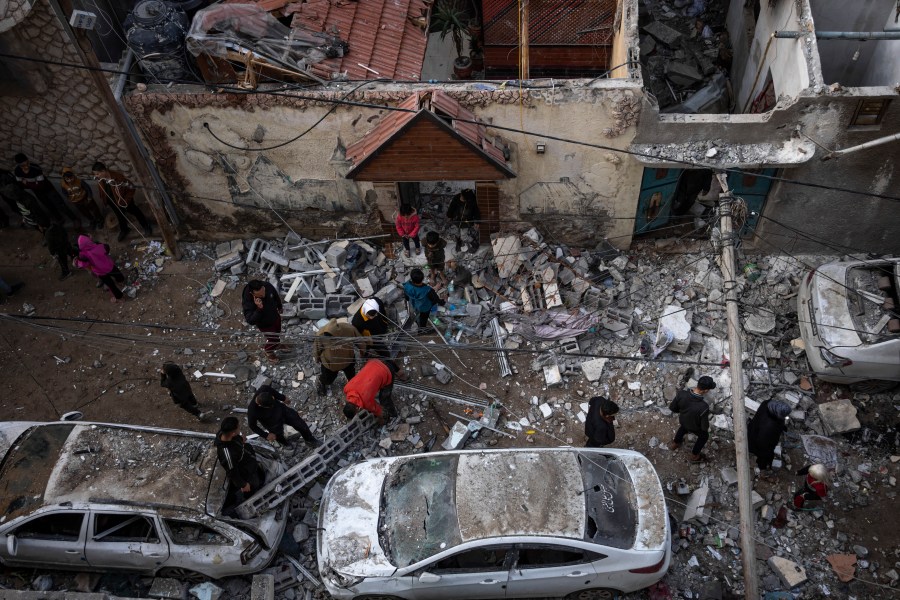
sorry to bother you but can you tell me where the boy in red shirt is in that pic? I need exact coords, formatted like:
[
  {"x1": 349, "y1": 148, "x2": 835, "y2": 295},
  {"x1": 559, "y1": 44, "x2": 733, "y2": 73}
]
[{"x1": 342, "y1": 359, "x2": 407, "y2": 424}]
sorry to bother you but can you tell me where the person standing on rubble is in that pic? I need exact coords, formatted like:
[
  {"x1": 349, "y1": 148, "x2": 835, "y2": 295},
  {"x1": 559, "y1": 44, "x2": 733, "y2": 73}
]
[
  {"x1": 748, "y1": 399, "x2": 791, "y2": 476},
  {"x1": 668, "y1": 375, "x2": 716, "y2": 462},
  {"x1": 403, "y1": 268, "x2": 445, "y2": 331},
  {"x1": 92, "y1": 161, "x2": 152, "y2": 241},
  {"x1": 314, "y1": 318, "x2": 363, "y2": 396},
  {"x1": 423, "y1": 231, "x2": 447, "y2": 287},
  {"x1": 160, "y1": 363, "x2": 211, "y2": 421},
  {"x1": 584, "y1": 396, "x2": 619, "y2": 448},
  {"x1": 242, "y1": 279, "x2": 283, "y2": 363},
  {"x1": 342, "y1": 358, "x2": 407, "y2": 425},
  {"x1": 394, "y1": 204, "x2": 421, "y2": 258},
  {"x1": 247, "y1": 385, "x2": 319, "y2": 448},
  {"x1": 215, "y1": 417, "x2": 265, "y2": 504},
  {"x1": 351, "y1": 297, "x2": 391, "y2": 358},
  {"x1": 446, "y1": 188, "x2": 480, "y2": 252}
]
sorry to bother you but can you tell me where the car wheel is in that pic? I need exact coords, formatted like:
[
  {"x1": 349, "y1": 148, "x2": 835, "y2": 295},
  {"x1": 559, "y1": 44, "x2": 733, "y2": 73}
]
[
  {"x1": 849, "y1": 380, "x2": 898, "y2": 394},
  {"x1": 565, "y1": 589, "x2": 619, "y2": 600},
  {"x1": 156, "y1": 567, "x2": 207, "y2": 582}
]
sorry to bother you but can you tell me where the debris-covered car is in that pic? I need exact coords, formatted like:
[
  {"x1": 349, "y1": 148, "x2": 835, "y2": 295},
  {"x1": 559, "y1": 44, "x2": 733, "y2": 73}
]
[
  {"x1": 797, "y1": 257, "x2": 900, "y2": 391},
  {"x1": 0, "y1": 421, "x2": 287, "y2": 579},
  {"x1": 318, "y1": 448, "x2": 670, "y2": 600}
]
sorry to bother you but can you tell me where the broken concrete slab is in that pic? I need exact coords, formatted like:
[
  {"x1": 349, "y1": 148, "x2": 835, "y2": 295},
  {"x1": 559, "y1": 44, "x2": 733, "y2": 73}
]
[
  {"x1": 643, "y1": 20, "x2": 683, "y2": 46},
  {"x1": 543, "y1": 364, "x2": 562, "y2": 387},
  {"x1": 659, "y1": 304, "x2": 692, "y2": 353},
  {"x1": 251, "y1": 574, "x2": 275, "y2": 600},
  {"x1": 744, "y1": 311, "x2": 776, "y2": 335},
  {"x1": 666, "y1": 61, "x2": 704, "y2": 86},
  {"x1": 682, "y1": 485, "x2": 710, "y2": 524},
  {"x1": 491, "y1": 236, "x2": 523, "y2": 279},
  {"x1": 581, "y1": 358, "x2": 608, "y2": 382},
  {"x1": 149, "y1": 578, "x2": 187, "y2": 599},
  {"x1": 818, "y1": 399, "x2": 861, "y2": 435},
  {"x1": 767, "y1": 556, "x2": 808, "y2": 588}
]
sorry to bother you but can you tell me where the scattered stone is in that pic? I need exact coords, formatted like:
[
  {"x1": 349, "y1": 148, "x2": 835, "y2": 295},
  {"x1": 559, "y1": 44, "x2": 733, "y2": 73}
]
[
  {"x1": 818, "y1": 399, "x2": 861, "y2": 434},
  {"x1": 149, "y1": 578, "x2": 187, "y2": 599},
  {"x1": 580, "y1": 358, "x2": 608, "y2": 382},
  {"x1": 768, "y1": 556, "x2": 807, "y2": 588}
]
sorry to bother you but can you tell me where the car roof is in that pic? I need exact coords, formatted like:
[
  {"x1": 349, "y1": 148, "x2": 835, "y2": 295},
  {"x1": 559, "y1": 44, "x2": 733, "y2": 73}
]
[
  {"x1": 456, "y1": 451, "x2": 585, "y2": 541},
  {"x1": 0, "y1": 422, "x2": 218, "y2": 522}
]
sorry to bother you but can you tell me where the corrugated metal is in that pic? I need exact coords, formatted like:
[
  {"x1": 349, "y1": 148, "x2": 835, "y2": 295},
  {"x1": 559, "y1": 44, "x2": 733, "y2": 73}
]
[
  {"x1": 288, "y1": 0, "x2": 428, "y2": 80},
  {"x1": 482, "y1": 0, "x2": 616, "y2": 46}
]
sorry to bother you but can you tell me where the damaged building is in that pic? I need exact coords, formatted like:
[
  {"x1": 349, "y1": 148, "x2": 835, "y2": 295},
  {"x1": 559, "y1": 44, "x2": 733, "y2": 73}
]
[{"x1": 0, "y1": 0, "x2": 898, "y2": 251}]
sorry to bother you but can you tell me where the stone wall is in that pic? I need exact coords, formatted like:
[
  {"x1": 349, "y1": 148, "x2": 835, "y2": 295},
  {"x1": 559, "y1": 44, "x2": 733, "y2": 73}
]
[
  {"x1": 124, "y1": 81, "x2": 646, "y2": 248},
  {"x1": 0, "y1": 0, "x2": 133, "y2": 180}
]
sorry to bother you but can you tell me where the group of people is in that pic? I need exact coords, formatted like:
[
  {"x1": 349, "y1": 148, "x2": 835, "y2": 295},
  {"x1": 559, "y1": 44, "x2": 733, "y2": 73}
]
[{"x1": 585, "y1": 375, "x2": 829, "y2": 510}]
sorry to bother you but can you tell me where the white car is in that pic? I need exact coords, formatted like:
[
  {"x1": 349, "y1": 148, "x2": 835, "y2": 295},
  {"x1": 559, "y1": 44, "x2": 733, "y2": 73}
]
[
  {"x1": 0, "y1": 421, "x2": 287, "y2": 579},
  {"x1": 317, "y1": 448, "x2": 670, "y2": 600},
  {"x1": 797, "y1": 257, "x2": 900, "y2": 392}
]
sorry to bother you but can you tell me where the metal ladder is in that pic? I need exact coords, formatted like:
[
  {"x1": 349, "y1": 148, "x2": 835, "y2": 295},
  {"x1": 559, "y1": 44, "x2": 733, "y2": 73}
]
[{"x1": 235, "y1": 411, "x2": 375, "y2": 519}]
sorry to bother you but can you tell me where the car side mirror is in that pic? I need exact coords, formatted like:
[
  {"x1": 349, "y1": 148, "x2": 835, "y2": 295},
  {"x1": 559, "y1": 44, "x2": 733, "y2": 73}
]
[
  {"x1": 6, "y1": 534, "x2": 17, "y2": 557},
  {"x1": 418, "y1": 572, "x2": 441, "y2": 584}
]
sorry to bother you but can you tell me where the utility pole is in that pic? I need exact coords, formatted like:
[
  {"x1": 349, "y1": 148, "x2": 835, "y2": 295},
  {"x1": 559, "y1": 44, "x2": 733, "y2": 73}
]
[
  {"x1": 47, "y1": 0, "x2": 181, "y2": 259},
  {"x1": 715, "y1": 172, "x2": 758, "y2": 599},
  {"x1": 519, "y1": 0, "x2": 530, "y2": 79}
]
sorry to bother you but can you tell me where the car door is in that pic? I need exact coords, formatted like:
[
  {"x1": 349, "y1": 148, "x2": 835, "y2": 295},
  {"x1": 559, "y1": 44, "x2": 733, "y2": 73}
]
[
  {"x1": 84, "y1": 512, "x2": 169, "y2": 572},
  {"x1": 412, "y1": 544, "x2": 512, "y2": 599},
  {"x1": 162, "y1": 518, "x2": 236, "y2": 572},
  {"x1": 505, "y1": 544, "x2": 604, "y2": 598},
  {"x1": 0, "y1": 511, "x2": 88, "y2": 568}
]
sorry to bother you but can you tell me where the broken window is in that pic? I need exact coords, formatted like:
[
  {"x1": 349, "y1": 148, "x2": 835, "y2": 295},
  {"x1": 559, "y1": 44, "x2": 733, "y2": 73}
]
[
  {"x1": 164, "y1": 519, "x2": 231, "y2": 545},
  {"x1": 430, "y1": 546, "x2": 510, "y2": 573},
  {"x1": 577, "y1": 453, "x2": 638, "y2": 549},
  {"x1": 93, "y1": 514, "x2": 160, "y2": 543},
  {"x1": 380, "y1": 456, "x2": 462, "y2": 567},
  {"x1": 514, "y1": 545, "x2": 604, "y2": 568},
  {"x1": 15, "y1": 513, "x2": 85, "y2": 541},
  {"x1": 850, "y1": 99, "x2": 891, "y2": 128}
]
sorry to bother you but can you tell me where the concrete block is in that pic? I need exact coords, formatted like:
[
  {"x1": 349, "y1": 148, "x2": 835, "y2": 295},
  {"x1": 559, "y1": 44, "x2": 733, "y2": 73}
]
[
  {"x1": 245, "y1": 239, "x2": 270, "y2": 267},
  {"x1": 682, "y1": 486, "x2": 710, "y2": 524},
  {"x1": 559, "y1": 337, "x2": 581, "y2": 354},
  {"x1": 543, "y1": 364, "x2": 562, "y2": 387},
  {"x1": 356, "y1": 276, "x2": 374, "y2": 297},
  {"x1": 250, "y1": 374, "x2": 271, "y2": 392},
  {"x1": 442, "y1": 421, "x2": 472, "y2": 450},
  {"x1": 767, "y1": 556, "x2": 807, "y2": 588},
  {"x1": 744, "y1": 311, "x2": 776, "y2": 335},
  {"x1": 658, "y1": 304, "x2": 692, "y2": 353},
  {"x1": 818, "y1": 399, "x2": 861, "y2": 435},
  {"x1": 189, "y1": 582, "x2": 224, "y2": 600},
  {"x1": 666, "y1": 61, "x2": 703, "y2": 86},
  {"x1": 297, "y1": 297, "x2": 327, "y2": 320},
  {"x1": 544, "y1": 282, "x2": 563, "y2": 308},
  {"x1": 288, "y1": 259, "x2": 316, "y2": 272},
  {"x1": 230, "y1": 262, "x2": 246, "y2": 275},
  {"x1": 214, "y1": 250, "x2": 242, "y2": 272},
  {"x1": 581, "y1": 358, "x2": 608, "y2": 382},
  {"x1": 435, "y1": 367, "x2": 452, "y2": 385},
  {"x1": 491, "y1": 235, "x2": 523, "y2": 279},
  {"x1": 250, "y1": 573, "x2": 276, "y2": 600},
  {"x1": 720, "y1": 467, "x2": 738, "y2": 486},
  {"x1": 376, "y1": 283, "x2": 403, "y2": 305},
  {"x1": 751, "y1": 490, "x2": 764, "y2": 509},
  {"x1": 324, "y1": 276, "x2": 338, "y2": 294},
  {"x1": 643, "y1": 20, "x2": 682, "y2": 46},
  {"x1": 325, "y1": 245, "x2": 347, "y2": 268},
  {"x1": 539, "y1": 403, "x2": 553, "y2": 418},
  {"x1": 148, "y1": 578, "x2": 186, "y2": 599},
  {"x1": 215, "y1": 240, "x2": 234, "y2": 258},
  {"x1": 210, "y1": 279, "x2": 227, "y2": 298},
  {"x1": 261, "y1": 249, "x2": 289, "y2": 268}
]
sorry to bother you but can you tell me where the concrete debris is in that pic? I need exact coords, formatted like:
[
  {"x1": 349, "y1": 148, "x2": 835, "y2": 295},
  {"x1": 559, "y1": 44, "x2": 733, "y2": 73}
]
[
  {"x1": 767, "y1": 556, "x2": 808, "y2": 589},
  {"x1": 682, "y1": 485, "x2": 710, "y2": 524},
  {"x1": 818, "y1": 399, "x2": 861, "y2": 435},
  {"x1": 149, "y1": 578, "x2": 187, "y2": 599}
]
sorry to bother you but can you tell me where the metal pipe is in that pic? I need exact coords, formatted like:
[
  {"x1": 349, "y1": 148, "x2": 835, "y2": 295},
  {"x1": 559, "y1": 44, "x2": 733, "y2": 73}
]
[
  {"x1": 775, "y1": 30, "x2": 900, "y2": 40},
  {"x1": 491, "y1": 317, "x2": 513, "y2": 377},
  {"x1": 394, "y1": 381, "x2": 489, "y2": 409},
  {"x1": 823, "y1": 132, "x2": 900, "y2": 160},
  {"x1": 113, "y1": 49, "x2": 134, "y2": 100}
]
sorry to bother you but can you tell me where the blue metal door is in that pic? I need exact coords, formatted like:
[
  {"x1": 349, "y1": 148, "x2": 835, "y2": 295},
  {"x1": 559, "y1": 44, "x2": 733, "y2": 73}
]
[
  {"x1": 634, "y1": 168, "x2": 681, "y2": 234},
  {"x1": 729, "y1": 168, "x2": 776, "y2": 235}
]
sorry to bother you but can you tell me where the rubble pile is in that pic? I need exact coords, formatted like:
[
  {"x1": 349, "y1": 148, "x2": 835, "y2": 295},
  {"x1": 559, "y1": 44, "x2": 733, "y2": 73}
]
[{"x1": 639, "y1": 0, "x2": 733, "y2": 113}]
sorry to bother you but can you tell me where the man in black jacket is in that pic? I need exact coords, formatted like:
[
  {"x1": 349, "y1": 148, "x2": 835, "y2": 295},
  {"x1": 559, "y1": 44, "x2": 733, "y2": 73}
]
[
  {"x1": 242, "y1": 279, "x2": 283, "y2": 362},
  {"x1": 247, "y1": 385, "x2": 319, "y2": 448},
  {"x1": 748, "y1": 399, "x2": 790, "y2": 472},
  {"x1": 215, "y1": 417, "x2": 265, "y2": 502},
  {"x1": 668, "y1": 375, "x2": 716, "y2": 462},
  {"x1": 584, "y1": 396, "x2": 619, "y2": 448}
]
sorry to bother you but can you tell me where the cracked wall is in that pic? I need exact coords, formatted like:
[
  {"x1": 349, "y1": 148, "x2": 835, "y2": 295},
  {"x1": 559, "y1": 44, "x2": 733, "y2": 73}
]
[{"x1": 125, "y1": 81, "x2": 645, "y2": 248}]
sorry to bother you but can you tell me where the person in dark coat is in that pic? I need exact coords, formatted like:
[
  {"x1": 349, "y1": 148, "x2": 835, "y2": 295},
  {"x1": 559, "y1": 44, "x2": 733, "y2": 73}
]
[
  {"x1": 247, "y1": 385, "x2": 319, "y2": 447},
  {"x1": 668, "y1": 375, "x2": 716, "y2": 462},
  {"x1": 92, "y1": 161, "x2": 152, "y2": 241},
  {"x1": 351, "y1": 297, "x2": 391, "y2": 358},
  {"x1": 446, "y1": 188, "x2": 481, "y2": 252},
  {"x1": 242, "y1": 279, "x2": 283, "y2": 362},
  {"x1": 585, "y1": 397, "x2": 619, "y2": 448},
  {"x1": 215, "y1": 417, "x2": 265, "y2": 503},
  {"x1": 423, "y1": 231, "x2": 447, "y2": 287},
  {"x1": 748, "y1": 399, "x2": 791, "y2": 471},
  {"x1": 39, "y1": 223, "x2": 74, "y2": 280},
  {"x1": 14, "y1": 153, "x2": 77, "y2": 224},
  {"x1": 160, "y1": 363, "x2": 210, "y2": 420}
]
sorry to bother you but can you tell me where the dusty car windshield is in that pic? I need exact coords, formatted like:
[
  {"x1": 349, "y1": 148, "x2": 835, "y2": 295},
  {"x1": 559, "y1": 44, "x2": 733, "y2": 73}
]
[
  {"x1": 380, "y1": 455, "x2": 462, "y2": 567},
  {"x1": 577, "y1": 452, "x2": 637, "y2": 549}
]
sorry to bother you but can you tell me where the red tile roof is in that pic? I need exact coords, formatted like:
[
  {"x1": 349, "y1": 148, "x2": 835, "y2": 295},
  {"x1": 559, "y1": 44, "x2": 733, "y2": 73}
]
[
  {"x1": 345, "y1": 89, "x2": 513, "y2": 176},
  {"x1": 482, "y1": 0, "x2": 617, "y2": 46},
  {"x1": 287, "y1": 0, "x2": 429, "y2": 81}
]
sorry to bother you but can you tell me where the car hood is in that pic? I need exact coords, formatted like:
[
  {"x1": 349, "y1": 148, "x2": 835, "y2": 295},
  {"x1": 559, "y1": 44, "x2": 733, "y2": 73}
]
[
  {"x1": 319, "y1": 458, "x2": 397, "y2": 578},
  {"x1": 811, "y1": 263, "x2": 862, "y2": 348}
]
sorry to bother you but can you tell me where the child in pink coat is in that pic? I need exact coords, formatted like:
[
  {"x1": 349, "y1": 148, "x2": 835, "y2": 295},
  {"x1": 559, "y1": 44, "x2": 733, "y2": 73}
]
[
  {"x1": 73, "y1": 235, "x2": 126, "y2": 303},
  {"x1": 394, "y1": 204, "x2": 421, "y2": 258}
]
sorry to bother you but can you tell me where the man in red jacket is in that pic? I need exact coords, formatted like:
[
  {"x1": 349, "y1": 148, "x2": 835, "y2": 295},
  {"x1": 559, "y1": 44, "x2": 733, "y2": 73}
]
[{"x1": 342, "y1": 359, "x2": 407, "y2": 424}]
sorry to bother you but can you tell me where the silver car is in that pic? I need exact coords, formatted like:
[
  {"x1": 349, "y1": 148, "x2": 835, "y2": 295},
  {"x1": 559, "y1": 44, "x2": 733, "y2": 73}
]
[
  {"x1": 0, "y1": 421, "x2": 287, "y2": 579},
  {"x1": 317, "y1": 448, "x2": 670, "y2": 600},
  {"x1": 797, "y1": 257, "x2": 900, "y2": 392}
]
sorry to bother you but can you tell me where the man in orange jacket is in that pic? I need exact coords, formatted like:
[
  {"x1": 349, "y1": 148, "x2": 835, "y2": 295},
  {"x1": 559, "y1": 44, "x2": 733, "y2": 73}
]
[{"x1": 342, "y1": 359, "x2": 407, "y2": 424}]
